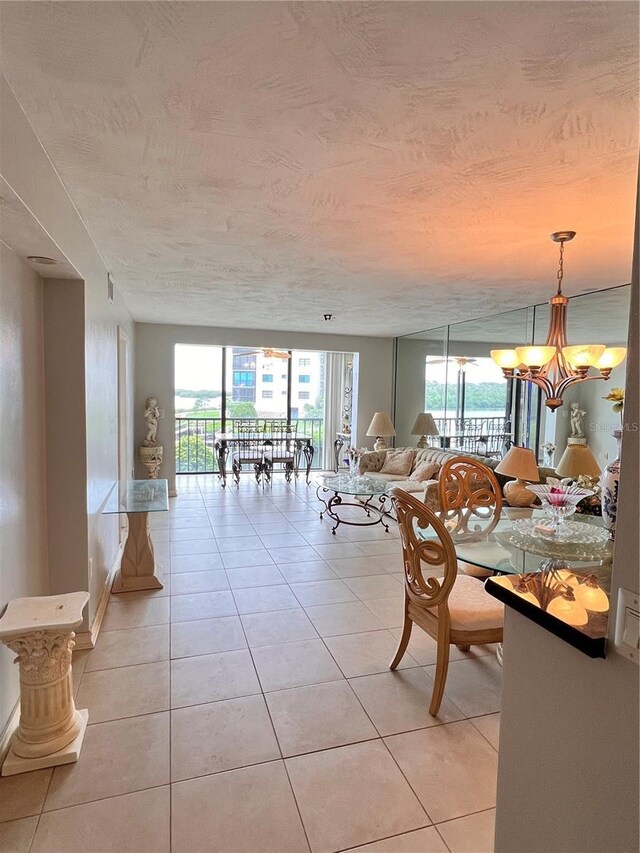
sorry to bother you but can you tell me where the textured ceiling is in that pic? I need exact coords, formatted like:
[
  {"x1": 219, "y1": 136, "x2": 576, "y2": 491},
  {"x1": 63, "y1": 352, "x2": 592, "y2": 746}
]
[{"x1": 0, "y1": 1, "x2": 637, "y2": 336}]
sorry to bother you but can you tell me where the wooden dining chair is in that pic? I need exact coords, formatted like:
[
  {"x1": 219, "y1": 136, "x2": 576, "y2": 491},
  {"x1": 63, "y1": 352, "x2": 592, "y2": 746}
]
[
  {"x1": 388, "y1": 487, "x2": 504, "y2": 716},
  {"x1": 438, "y1": 456, "x2": 502, "y2": 578}
]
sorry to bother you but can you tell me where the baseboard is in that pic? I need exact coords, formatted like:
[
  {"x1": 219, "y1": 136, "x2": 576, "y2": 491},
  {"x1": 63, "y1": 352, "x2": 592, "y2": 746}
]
[
  {"x1": 74, "y1": 541, "x2": 124, "y2": 650},
  {"x1": 0, "y1": 701, "x2": 20, "y2": 765}
]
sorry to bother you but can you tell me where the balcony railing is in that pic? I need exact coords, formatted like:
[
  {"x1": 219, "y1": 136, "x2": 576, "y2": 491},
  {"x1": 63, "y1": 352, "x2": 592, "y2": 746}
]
[
  {"x1": 433, "y1": 416, "x2": 512, "y2": 457},
  {"x1": 176, "y1": 417, "x2": 325, "y2": 474}
]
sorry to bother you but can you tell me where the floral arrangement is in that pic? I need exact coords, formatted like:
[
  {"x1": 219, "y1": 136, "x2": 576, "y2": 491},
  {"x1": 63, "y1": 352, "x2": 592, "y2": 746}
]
[{"x1": 603, "y1": 388, "x2": 624, "y2": 425}]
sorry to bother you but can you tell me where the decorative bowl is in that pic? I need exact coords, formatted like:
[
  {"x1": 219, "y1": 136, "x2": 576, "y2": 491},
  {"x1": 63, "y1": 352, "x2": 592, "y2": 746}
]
[{"x1": 528, "y1": 484, "x2": 594, "y2": 526}]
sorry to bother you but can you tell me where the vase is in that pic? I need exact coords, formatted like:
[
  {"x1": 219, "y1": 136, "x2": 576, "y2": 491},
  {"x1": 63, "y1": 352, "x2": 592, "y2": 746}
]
[{"x1": 600, "y1": 430, "x2": 622, "y2": 539}]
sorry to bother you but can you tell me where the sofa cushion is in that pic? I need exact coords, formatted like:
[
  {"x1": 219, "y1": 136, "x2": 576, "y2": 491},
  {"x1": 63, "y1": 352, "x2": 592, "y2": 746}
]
[
  {"x1": 410, "y1": 460, "x2": 440, "y2": 482},
  {"x1": 380, "y1": 449, "x2": 414, "y2": 476}
]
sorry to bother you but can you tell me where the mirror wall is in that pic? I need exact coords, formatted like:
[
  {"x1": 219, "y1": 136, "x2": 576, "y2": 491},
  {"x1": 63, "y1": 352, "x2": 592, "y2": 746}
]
[{"x1": 394, "y1": 284, "x2": 631, "y2": 469}]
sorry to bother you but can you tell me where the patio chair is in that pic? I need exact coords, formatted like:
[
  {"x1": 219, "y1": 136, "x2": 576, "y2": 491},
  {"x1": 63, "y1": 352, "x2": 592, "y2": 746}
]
[
  {"x1": 388, "y1": 487, "x2": 503, "y2": 716},
  {"x1": 262, "y1": 420, "x2": 298, "y2": 483},
  {"x1": 231, "y1": 420, "x2": 267, "y2": 485}
]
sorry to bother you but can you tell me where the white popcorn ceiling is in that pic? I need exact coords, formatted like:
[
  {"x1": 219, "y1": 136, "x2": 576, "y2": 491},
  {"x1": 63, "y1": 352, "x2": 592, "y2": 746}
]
[{"x1": 0, "y1": 1, "x2": 637, "y2": 337}]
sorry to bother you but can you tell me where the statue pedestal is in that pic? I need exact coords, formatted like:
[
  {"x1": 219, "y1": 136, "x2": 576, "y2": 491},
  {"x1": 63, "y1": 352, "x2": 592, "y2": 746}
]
[
  {"x1": 0, "y1": 592, "x2": 89, "y2": 776},
  {"x1": 139, "y1": 444, "x2": 163, "y2": 479}
]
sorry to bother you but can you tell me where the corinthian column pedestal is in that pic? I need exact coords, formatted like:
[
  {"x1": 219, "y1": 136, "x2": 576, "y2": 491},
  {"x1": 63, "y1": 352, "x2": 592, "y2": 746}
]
[{"x1": 0, "y1": 592, "x2": 89, "y2": 776}]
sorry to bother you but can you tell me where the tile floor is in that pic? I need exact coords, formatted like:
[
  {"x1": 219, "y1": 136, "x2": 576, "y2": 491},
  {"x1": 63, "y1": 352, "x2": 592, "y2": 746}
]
[{"x1": 0, "y1": 474, "x2": 502, "y2": 853}]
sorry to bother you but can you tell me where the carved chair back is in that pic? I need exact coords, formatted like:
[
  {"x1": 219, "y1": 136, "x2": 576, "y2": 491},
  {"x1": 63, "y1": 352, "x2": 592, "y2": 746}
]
[
  {"x1": 388, "y1": 487, "x2": 458, "y2": 614},
  {"x1": 438, "y1": 456, "x2": 502, "y2": 542}
]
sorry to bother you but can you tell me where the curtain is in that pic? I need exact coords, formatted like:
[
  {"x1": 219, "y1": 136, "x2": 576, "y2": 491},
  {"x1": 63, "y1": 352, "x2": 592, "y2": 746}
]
[{"x1": 323, "y1": 352, "x2": 347, "y2": 470}]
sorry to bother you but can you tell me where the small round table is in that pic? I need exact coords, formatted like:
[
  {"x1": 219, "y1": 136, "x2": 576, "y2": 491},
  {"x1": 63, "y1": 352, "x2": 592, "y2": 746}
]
[{"x1": 315, "y1": 474, "x2": 391, "y2": 535}]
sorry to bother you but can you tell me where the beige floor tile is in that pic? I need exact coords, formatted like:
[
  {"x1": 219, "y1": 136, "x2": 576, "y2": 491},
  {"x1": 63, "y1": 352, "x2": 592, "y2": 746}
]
[
  {"x1": 300, "y1": 529, "x2": 351, "y2": 545},
  {"x1": 233, "y1": 584, "x2": 300, "y2": 614},
  {"x1": 266, "y1": 680, "x2": 377, "y2": 757},
  {"x1": 304, "y1": 601, "x2": 385, "y2": 636},
  {"x1": 291, "y1": 579, "x2": 357, "y2": 606},
  {"x1": 212, "y1": 522, "x2": 256, "y2": 537},
  {"x1": 324, "y1": 630, "x2": 418, "y2": 678},
  {"x1": 353, "y1": 538, "x2": 404, "y2": 556},
  {"x1": 277, "y1": 560, "x2": 337, "y2": 583},
  {"x1": 171, "y1": 694, "x2": 280, "y2": 781},
  {"x1": 31, "y1": 787, "x2": 170, "y2": 853},
  {"x1": 86, "y1": 624, "x2": 169, "y2": 671},
  {"x1": 170, "y1": 615, "x2": 246, "y2": 658},
  {"x1": 470, "y1": 713, "x2": 501, "y2": 750},
  {"x1": 169, "y1": 526, "x2": 213, "y2": 541},
  {"x1": 327, "y1": 556, "x2": 387, "y2": 578},
  {"x1": 170, "y1": 553, "x2": 224, "y2": 573},
  {"x1": 260, "y1": 532, "x2": 308, "y2": 549},
  {"x1": 216, "y1": 533, "x2": 264, "y2": 552},
  {"x1": 349, "y1": 668, "x2": 464, "y2": 736},
  {"x1": 169, "y1": 569, "x2": 229, "y2": 595},
  {"x1": 0, "y1": 817, "x2": 38, "y2": 853},
  {"x1": 0, "y1": 769, "x2": 51, "y2": 822},
  {"x1": 312, "y1": 542, "x2": 367, "y2": 560},
  {"x1": 101, "y1": 597, "x2": 170, "y2": 631},
  {"x1": 170, "y1": 538, "x2": 219, "y2": 556},
  {"x1": 385, "y1": 721, "x2": 498, "y2": 823},
  {"x1": 170, "y1": 515, "x2": 210, "y2": 529},
  {"x1": 44, "y1": 712, "x2": 169, "y2": 811},
  {"x1": 170, "y1": 590, "x2": 237, "y2": 622},
  {"x1": 75, "y1": 661, "x2": 169, "y2": 723},
  {"x1": 221, "y1": 548, "x2": 275, "y2": 569},
  {"x1": 252, "y1": 638, "x2": 343, "y2": 692},
  {"x1": 267, "y1": 545, "x2": 321, "y2": 563},
  {"x1": 172, "y1": 761, "x2": 307, "y2": 853},
  {"x1": 424, "y1": 655, "x2": 502, "y2": 717},
  {"x1": 241, "y1": 608, "x2": 318, "y2": 647},
  {"x1": 341, "y1": 525, "x2": 401, "y2": 542},
  {"x1": 371, "y1": 553, "x2": 405, "y2": 573},
  {"x1": 171, "y1": 649, "x2": 260, "y2": 708},
  {"x1": 436, "y1": 808, "x2": 496, "y2": 853},
  {"x1": 226, "y1": 564, "x2": 287, "y2": 588},
  {"x1": 350, "y1": 826, "x2": 448, "y2": 852},
  {"x1": 251, "y1": 520, "x2": 297, "y2": 535},
  {"x1": 286, "y1": 740, "x2": 428, "y2": 852},
  {"x1": 363, "y1": 596, "x2": 404, "y2": 628},
  {"x1": 343, "y1": 574, "x2": 403, "y2": 600}
]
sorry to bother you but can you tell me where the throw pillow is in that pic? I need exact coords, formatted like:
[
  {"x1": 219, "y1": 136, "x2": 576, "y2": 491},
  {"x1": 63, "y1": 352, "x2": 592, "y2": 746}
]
[
  {"x1": 380, "y1": 449, "x2": 415, "y2": 476},
  {"x1": 409, "y1": 460, "x2": 439, "y2": 482}
]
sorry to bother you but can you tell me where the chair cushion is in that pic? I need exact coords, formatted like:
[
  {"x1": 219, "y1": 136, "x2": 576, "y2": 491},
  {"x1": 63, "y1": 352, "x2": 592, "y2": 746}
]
[
  {"x1": 447, "y1": 573, "x2": 504, "y2": 631},
  {"x1": 380, "y1": 449, "x2": 415, "y2": 476}
]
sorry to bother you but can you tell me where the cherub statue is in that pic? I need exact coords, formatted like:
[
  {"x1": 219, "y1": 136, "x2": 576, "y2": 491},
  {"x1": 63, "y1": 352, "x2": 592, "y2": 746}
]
[
  {"x1": 144, "y1": 397, "x2": 161, "y2": 446},
  {"x1": 570, "y1": 401, "x2": 586, "y2": 438}
]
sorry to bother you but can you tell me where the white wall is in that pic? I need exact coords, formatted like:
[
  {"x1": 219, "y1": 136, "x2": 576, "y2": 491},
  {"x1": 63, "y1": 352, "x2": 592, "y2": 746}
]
[
  {"x1": 494, "y1": 217, "x2": 639, "y2": 852},
  {"x1": 0, "y1": 74, "x2": 136, "y2": 632},
  {"x1": 0, "y1": 244, "x2": 49, "y2": 733},
  {"x1": 135, "y1": 323, "x2": 394, "y2": 492}
]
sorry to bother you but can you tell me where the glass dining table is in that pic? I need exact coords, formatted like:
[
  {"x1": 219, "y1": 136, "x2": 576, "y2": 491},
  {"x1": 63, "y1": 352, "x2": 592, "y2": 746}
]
[{"x1": 419, "y1": 507, "x2": 613, "y2": 586}]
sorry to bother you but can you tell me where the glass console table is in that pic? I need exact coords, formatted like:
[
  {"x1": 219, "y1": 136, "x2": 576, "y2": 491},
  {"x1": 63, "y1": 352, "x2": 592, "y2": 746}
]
[{"x1": 103, "y1": 479, "x2": 169, "y2": 593}]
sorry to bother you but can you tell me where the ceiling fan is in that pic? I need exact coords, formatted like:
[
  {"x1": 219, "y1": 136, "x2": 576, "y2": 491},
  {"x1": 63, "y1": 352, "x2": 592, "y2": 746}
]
[
  {"x1": 241, "y1": 347, "x2": 291, "y2": 359},
  {"x1": 427, "y1": 356, "x2": 478, "y2": 368}
]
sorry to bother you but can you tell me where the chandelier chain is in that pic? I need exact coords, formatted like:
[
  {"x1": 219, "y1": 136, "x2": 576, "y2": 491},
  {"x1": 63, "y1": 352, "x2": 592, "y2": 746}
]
[{"x1": 556, "y1": 240, "x2": 565, "y2": 294}]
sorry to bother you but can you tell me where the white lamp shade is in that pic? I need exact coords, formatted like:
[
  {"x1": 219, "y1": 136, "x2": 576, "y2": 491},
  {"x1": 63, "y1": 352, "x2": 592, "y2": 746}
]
[
  {"x1": 555, "y1": 444, "x2": 601, "y2": 478},
  {"x1": 366, "y1": 412, "x2": 396, "y2": 437},
  {"x1": 495, "y1": 445, "x2": 540, "y2": 482},
  {"x1": 411, "y1": 413, "x2": 439, "y2": 436}
]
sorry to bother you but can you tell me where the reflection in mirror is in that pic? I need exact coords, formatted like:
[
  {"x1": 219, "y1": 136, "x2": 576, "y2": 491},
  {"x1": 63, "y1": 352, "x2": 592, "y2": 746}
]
[{"x1": 395, "y1": 326, "x2": 447, "y2": 447}]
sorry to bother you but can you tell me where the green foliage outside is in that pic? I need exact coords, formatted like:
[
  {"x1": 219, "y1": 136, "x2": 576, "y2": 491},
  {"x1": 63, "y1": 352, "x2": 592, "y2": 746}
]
[
  {"x1": 425, "y1": 381, "x2": 507, "y2": 412},
  {"x1": 176, "y1": 388, "x2": 221, "y2": 398},
  {"x1": 176, "y1": 435, "x2": 216, "y2": 473}
]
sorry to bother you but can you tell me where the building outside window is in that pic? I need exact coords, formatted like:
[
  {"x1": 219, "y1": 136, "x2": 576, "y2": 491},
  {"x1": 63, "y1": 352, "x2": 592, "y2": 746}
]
[
  {"x1": 298, "y1": 374, "x2": 311, "y2": 383},
  {"x1": 298, "y1": 358, "x2": 311, "y2": 366},
  {"x1": 299, "y1": 391, "x2": 310, "y2": 400},
  {"x1": 262, "y1": 374, "x2": 273, "y2": 382},
  {"x1": 262, "y1": 390, "x2": 273, "y2": 398},
  {"x1": 233, "y1": 371, "x2": 255, "y2": 386}
]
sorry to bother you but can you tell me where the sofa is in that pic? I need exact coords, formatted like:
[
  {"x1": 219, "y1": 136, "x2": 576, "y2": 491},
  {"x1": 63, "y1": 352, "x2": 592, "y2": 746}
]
[{"x1": 357, "y1": 446, "x2": 554, "y2": 511}]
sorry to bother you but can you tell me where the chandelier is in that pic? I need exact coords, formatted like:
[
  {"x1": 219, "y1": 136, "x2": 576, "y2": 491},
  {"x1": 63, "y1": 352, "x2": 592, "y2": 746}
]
[{"x1": 490, "y1": 231, "x2": 627, "y2": 410}]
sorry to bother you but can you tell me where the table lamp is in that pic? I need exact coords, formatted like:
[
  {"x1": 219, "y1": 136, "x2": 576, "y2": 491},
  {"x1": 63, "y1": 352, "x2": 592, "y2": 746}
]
[
  {"x1": 411, "y1": 413, "x2": 439, "y2": 448},
  {"x1": 495, "y1": 445, "x2": 540, "y2": 506},
  {"x1": 366, "y1": 412, "x2": 396, "y2": 451},
  {"x1": 555, "y1": 443, "x2": 601, "y2": 478}
]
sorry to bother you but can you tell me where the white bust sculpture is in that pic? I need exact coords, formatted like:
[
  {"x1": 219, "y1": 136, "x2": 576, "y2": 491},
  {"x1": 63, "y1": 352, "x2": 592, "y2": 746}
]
[
  {"x1": 143, "y1": 397, "x2": 161, "y2": 446},
  {"x1": 570, "y1": 401, "x2": 586, "y2": 438}
]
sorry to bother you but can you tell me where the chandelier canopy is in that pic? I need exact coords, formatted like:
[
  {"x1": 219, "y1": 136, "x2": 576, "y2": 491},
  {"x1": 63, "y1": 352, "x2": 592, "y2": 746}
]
[{"x1": 490, "y1": 231, "x2": 626, "y2": 411}]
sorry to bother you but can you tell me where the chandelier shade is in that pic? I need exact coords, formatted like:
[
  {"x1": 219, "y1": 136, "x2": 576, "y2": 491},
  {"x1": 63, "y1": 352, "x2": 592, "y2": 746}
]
[{"x1": 490, "y1": 231, "x2": 626, "y2": 410}]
